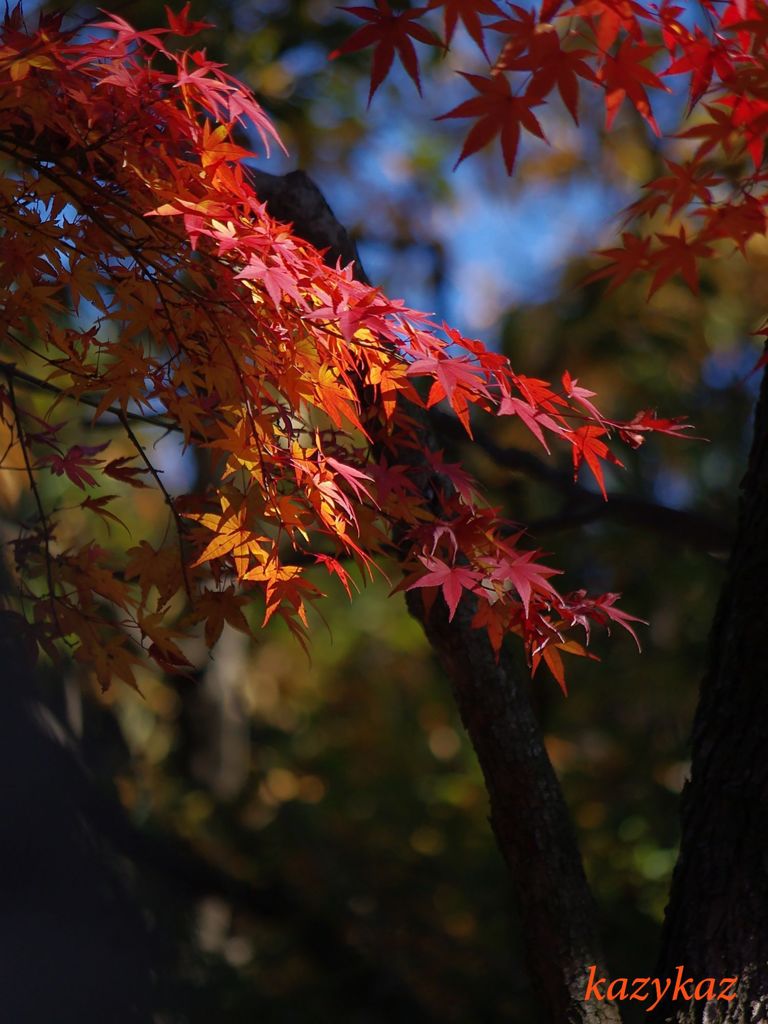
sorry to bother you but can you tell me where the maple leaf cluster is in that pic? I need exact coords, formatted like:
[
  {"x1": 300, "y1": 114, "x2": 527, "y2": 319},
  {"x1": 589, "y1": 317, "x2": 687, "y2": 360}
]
[
  {"x1": 0, "y1": 4, "x2": 680, "y2": 691},
  {"x1": 333, "y1": 0, "x2": 768, "y2": 306}
]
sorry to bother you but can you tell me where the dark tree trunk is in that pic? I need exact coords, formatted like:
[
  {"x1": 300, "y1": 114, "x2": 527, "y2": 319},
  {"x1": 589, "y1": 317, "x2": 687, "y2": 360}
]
[
  {"x1": 410, "y1": 590, "x2": 621, "y2": 1023},
  {"x1": 0, "y1": 617, "x2": 154, "y2": 1024},
  {"x1": 252, "y1": 168, "x2": 621, "y2": 1024},
  {"x1": 653, "y1": 364, "x2": 768, "y2": 1023}
]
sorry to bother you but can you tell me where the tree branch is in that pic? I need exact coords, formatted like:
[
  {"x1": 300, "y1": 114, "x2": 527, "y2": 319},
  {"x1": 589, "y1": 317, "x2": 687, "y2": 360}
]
[
  {"x1": 3, "y1": 370, "x2": 61, "y2": 633},
  {"x1": 118, "y1": 411, "x2": 192, "y2": 599},
  {"x1": 428, "y1": 408, "x2": 731, "y2": 554},
  {"x1": 0, "y1": 358, "x2": 181, "y2": 434},
  {"x1": 253, "y1": 168, "x2": 622, "y2": 1022}
]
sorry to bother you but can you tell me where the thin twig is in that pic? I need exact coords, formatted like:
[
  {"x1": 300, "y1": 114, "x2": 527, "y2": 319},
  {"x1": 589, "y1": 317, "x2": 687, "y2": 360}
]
[
  {"x1": 428, "y1": 408, "x2": 732, "y2": 554},
  {"x1": 0, "y1": 359, "x2": 185, "y2": 434},
  {"x1": 3, "y1": 369, "x2": 62, "y2": 632},
  {"x1": 117, "y1": 411, "x2": 193, "y2": 600}
]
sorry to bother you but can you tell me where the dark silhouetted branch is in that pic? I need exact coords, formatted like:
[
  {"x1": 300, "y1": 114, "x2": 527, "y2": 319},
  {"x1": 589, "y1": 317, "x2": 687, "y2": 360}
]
[{"x1": 429, "y1": 409, "x2": 731, "y2": 555}]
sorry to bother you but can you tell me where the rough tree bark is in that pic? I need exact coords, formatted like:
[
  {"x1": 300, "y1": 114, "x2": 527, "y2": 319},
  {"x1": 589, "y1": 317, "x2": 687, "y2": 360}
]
[
  {"x1": 250, "y1": 167, "x2": 621, "y2": 1024},
  {"x1": 652, "y1": 364, "x2": 768, "y2": 1024}
]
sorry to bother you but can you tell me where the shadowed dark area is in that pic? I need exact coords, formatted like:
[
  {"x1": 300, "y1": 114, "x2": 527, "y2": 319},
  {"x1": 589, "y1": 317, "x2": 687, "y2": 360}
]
[{"x1": 0, "y1": 617, "x2": 153, "y2": 1024}]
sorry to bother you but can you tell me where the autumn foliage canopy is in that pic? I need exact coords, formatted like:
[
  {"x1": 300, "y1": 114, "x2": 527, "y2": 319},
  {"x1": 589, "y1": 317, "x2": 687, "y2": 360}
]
[{"x1": 1, "y1": 0, "x2": 762, "y2": 690}]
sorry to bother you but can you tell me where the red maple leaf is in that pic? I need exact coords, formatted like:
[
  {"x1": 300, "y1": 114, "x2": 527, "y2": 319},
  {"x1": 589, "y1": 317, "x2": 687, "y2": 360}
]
[
  {"x1": 80, "y1": 495, "x2": 129, "y2": 533},
  {"x1": 499, "y1": 23, "x2": 597, "y2": 123},
  {"x1": 698, "y1": 196, "x2": 766, "y2": 254},
  {"x1": 407, "y1": 555, "x2": 483, "y2": 620},
  {"x1": 490, "y1": 548, "x2": 561, "y2": 618},
  {"x1": 329, "y1": 0, "x2": 442, "y2": 103},
  {"x1": 485, "y1": 4, "x2": 538, "y2": 60},
  {"x1": 497, "y1": 394, "x2": 566, "y2": 452},
  {"x1": 427, "y1": 0, "x2": 503, "y2": 54},
  {"x1": 583, "y1": 592, "x2": 644, "y2": 649},
  {"x1": 641, "y1": 160, "x2": 722, "y2": 219},
  {"x1": 408, "y1": 352, "x2": 493, "y2": 434},
  {"x1": 93, "y1": 11, "x2": 169, "y2": 48},
  {"x1": 615, "y1": 410, "x2": 694, "y2": 448},
  {"x1": 436, "y1": 72, "x2": 546, "y2": 175},
  {"x1": 675, "y1": 103, "x2": 742, "y2": 160},
  {"x1": 39, "y1": 441, "x2": 110, "y2": 490},
  {"x1": 531, "y1": 638, "x2": 599, "y2": 695},
  {"x1": 314, "y1": 553, "x2": 358, "y2": 598},
  {"x1": 561, "y1": 0, "x2": 648, "y2": 52},
  {"x1": 424, "y1": 449, "x2": 478, "y2": 505},
  {"x1": 561, "y1": 370, "x2": 605, "y2": 423},
  {"x1": 571, "y1": 425, "x2": 623, "y2": 499},
  {"x1": 540, "y1": 0, "x2": 567, "y2": 20},
  {"x1": 598, "y1": 39, "x2": 668, "y2": 135},
  {"x1": 656, "y1": 2, "x2": 686, "y2": 54},
  {"x1": 164, "y1": 2, "x2": 213, "y2": 37},
  {"x1": 662, "y1": 28, "x2": 733, "y2": 110},
  {"x1": 718, "y1": 0, "x2": 762, "y2": 52},
  {"x1": 325, "y1": 456, "x2": 377, "y2": 504},
  {"x1": 583, "y1": 232, "x2": 652, "y2": 292},
  {"x1": 471, "y1": 597, "x2": 511, "y2": 658},
  {"x1": 103, "y1": 456, "x2": 150, "y2": 489},
  {"x1": 648, "y1": 225, "x2": 714, "y2": 295},
  {"x1": 720, "y1": 92, "x2": 768, "y2": 167}
]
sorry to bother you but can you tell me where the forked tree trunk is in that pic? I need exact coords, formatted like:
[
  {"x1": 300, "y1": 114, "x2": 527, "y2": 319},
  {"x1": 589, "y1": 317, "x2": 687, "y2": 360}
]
[
  {"x1": 652, "y1": 365, "x2": 768, "y2": 1023},
  {"x1": 252, "y1": 168, "x2": 621, "y2": 1023}
]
